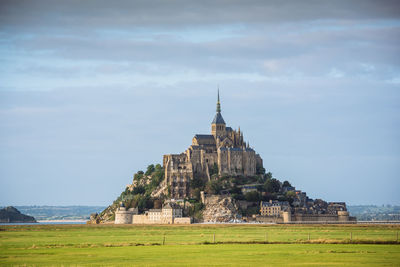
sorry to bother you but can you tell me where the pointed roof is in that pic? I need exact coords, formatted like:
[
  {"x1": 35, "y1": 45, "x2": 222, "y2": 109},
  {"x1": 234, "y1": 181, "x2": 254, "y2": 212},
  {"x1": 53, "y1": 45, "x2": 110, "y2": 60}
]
[
  {"x1": 212, "y1": 112, "x2": 225, "y2": 124},
  {"x1": 212, "y1": 89, "x2": 226, "y2": 124},
  {"x1": 216, "y1": 88, "x2": 221, "y2": 113}
]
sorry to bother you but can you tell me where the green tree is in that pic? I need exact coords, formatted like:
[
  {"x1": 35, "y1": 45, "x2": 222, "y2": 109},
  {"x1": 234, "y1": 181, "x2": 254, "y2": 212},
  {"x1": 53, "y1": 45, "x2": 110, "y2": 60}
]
[
  {"x1": 210, "y1": 163, "x2": 219, "y2": 176},
  {"x1": 133, "y1": 185, "x2": 145, "y2": 195},
  {"x1": 145, "y1": 164, "x2": 155, "y2": 176},
  {"x1": 256, "y1": 163, "x2": 266, "y2": 175},
  {"x1": 229, "y1": 186, "x2": 241, "y2": 195},
  {"x1": 285, "y1": 191, "x2": 296, "y2": 205},
  {"x1": 190, "y1": 177, "x2": 205, "y2": 189},
  {"x1": 130, "y1": 194, "x2": 142, "y2": 209},
  {"x1": 188, "y1": 203, "x2": 204, "y2": 222},
  {"x1": 282, "y1": 180, "x2": 292, "y2": 187},
  {"x1": 134, "y1": 171, "x2": 144, "y2": 181},
  {"x1": 191, "y1": 188, "x2": 202, "y2": 201},
  {"x1": 137, "y1": 195, "x2": 153, "y2": 212},
  {"x1": 244, "y1": 191, "x2": 260, "y2": 202},
  {"x1": 205, "y1": 180, "x2": 222, "y2": 194},
  {"x1": 261, "y1": 192, "x2": 275, "y2": 202},
  {"x1": 155, "y1": 164, "x2": 162, "y2": 171},
  {"x1": 263, "y1": 178, "x2": 281, "y2": 193},
  {"x1": 149, "y1": 169, "x2": 164, "y2": 190},
  {"x1": 257, "y1": 175, "x2": 266, "y2": 184}
]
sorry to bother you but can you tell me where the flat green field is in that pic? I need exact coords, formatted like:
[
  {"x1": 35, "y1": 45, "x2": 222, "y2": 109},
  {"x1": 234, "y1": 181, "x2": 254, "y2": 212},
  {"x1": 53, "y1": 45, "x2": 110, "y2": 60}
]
[{"x1": 1, "y1": 224, "x2": 399, "y2": 266}]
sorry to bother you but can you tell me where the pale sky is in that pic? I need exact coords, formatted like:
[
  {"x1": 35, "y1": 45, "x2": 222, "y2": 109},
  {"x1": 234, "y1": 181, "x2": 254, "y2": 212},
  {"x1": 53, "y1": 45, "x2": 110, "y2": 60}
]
[{"x1": 0, "y1": 0, "x2": 399, "y2": 206}]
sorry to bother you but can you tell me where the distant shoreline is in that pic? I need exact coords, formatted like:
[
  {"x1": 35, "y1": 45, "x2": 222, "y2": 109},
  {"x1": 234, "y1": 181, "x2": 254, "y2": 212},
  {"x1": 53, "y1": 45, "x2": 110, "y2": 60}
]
[
  {"x1": 37, "y1": 219, "x2": 87, "y2": 223},
  {"x1": 0, "y1": 220, "x2": 87, "y2": 225}
]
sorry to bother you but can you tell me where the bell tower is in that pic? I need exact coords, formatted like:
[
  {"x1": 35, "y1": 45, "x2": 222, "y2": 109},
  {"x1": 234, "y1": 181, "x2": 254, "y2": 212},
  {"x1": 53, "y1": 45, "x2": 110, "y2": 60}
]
[{"x1": 211, "y1": 89, "x2": 226, "y2": 138}]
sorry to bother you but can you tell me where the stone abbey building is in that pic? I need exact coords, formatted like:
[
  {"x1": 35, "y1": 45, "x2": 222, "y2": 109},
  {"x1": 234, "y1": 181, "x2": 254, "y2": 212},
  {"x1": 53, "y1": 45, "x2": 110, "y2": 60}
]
[{"x1": 163, "y1": 92, "x2": 263, "y2": 199}]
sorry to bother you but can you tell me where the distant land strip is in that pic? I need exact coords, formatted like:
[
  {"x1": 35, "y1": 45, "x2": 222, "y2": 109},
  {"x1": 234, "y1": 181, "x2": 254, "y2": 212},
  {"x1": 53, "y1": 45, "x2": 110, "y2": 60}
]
[{"x1": 0, "y1": 205, "x2": 398, "y2": 221}]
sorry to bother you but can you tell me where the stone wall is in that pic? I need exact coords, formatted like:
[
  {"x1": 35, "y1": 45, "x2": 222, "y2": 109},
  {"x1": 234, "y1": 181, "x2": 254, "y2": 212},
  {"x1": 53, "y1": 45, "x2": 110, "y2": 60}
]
[
  {"x1": 257, "y1": 211, "x2": 352, "y2": 224},
  {"x1": 132, "y1": 214, "x2": 151, "y2": 224},
  {"x1": 218, "y1": 148, "x2": 257, "y2": 177},
  {"x1": 163, "y1": 153, "x2": 193, "y2": 199},
  {"x1": 255, "y1": 215, "x2": 283, "y2": 223},
  {"x1": 338, "y1": 211, "x2": 350, "y2": 222},
  {"x1": 115, "y1": 211, "x2": 132, "y2": 224},
  {"x1": 243, "y1": 150, "x2": 256, "y2": 176},
  {"x1": 130, "y1": 211, "x2": 191, "y2": 224},
  {"x1": 292, "y1": 214, "x2": 342, "y2": 222},
  {"x1": 115, "y1": 207, "x2": 138, "y2": 224},
  {"x1": 173, "y1": 217, "x2": 192, "y2": 224}
]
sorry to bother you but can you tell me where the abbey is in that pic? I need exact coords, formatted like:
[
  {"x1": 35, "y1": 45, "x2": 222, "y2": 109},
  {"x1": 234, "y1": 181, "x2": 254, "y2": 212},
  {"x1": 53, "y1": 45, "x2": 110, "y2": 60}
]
[{"x1": 163, "y1": 92, "x2": 264, "y2": 199}]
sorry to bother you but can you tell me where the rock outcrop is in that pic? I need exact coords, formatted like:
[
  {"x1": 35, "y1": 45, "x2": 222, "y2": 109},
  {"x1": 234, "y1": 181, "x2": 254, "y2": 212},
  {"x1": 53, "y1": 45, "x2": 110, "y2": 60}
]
[
  {"x1": 98, "y1": 205, "x2": 117, "y2": 223},
  {"x1": 0, "y1": 206, "x2": 37, "y2": 223},
  {"x1": 87, "y1": 213, "x2": 100, "y2": 224},
  {"x1": 202, "y1": 195, "x2": 240, "y2": 222}
]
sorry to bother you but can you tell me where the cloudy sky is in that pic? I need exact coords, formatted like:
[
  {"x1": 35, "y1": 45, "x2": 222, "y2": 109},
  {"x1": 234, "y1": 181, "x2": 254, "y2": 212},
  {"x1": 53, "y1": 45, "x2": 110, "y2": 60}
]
[{"x1": 1, "y1": 0, "x2": 399, "y2": 206}]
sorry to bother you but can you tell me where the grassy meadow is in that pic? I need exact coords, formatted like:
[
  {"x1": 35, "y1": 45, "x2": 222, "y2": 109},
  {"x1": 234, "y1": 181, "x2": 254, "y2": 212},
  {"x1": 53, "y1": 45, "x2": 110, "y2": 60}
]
[{"x1": 1, "y1": 224, "x2": 399, "y2": 266}]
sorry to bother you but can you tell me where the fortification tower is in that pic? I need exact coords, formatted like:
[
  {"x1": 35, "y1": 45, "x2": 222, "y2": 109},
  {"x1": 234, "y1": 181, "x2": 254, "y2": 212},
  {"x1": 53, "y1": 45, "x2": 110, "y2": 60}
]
[{"x1": 211, "y1": 90, "x2": 226, "y2": 138}]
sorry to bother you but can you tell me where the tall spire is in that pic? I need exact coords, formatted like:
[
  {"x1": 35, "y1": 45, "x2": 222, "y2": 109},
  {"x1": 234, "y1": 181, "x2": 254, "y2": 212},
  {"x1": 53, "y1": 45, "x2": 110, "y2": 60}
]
[{"x1": 216, "y1": 87, "x2": 221, "y2": 113}]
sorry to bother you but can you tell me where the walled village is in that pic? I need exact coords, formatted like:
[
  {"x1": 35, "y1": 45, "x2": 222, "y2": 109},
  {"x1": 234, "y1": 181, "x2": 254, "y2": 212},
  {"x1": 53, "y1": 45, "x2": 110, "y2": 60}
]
[{"x1": 92, "y1": 92, "x2": 356, "y2": 225}]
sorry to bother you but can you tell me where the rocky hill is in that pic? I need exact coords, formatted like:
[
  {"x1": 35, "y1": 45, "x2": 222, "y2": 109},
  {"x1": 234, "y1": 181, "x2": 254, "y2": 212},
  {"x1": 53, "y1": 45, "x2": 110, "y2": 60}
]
[
  {"x1": 98, "y1": 163, "x2": 290, "y2": 223},
  {"x1": 0, "y1": 206, "x2": 37, "y2": 223},
  {"x1": 97, "y1": 164, "x2": 166, "y2": 222},
  {"x1": 98, "y1": 161, "x2": 349, "y2": 224}
]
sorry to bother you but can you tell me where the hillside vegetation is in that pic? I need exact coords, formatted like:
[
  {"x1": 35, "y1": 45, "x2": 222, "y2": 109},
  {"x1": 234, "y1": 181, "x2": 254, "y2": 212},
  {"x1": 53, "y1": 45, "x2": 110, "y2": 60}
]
[
  {"x1": 98, "y1": 162, "x2": 303, "y2": 222},
  {"x1": 99, "y1": 164, "x2": 165, "y2": 222}
]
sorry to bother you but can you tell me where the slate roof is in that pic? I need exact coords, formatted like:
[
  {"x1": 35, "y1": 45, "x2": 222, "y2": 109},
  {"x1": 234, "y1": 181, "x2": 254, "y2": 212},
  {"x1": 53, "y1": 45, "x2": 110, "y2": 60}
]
[
  {"x1": 194, "y1": 134, "x2": 215, "y2": 139},
  {"x1": 219, "y1": 147, "x2": 254, "y2": 152},
  {"x1": 220, "y1": 147, "x2": 242, "y2": 151},
  {"x1": 261, "y1": 201, "x2": 289, "y2": 207},
  {"x1": 163, "y1": 202, "x2": 181, "y2": 209},
  {"x1": 212, "y1": 112, "x2": 226, "y2": 124}
]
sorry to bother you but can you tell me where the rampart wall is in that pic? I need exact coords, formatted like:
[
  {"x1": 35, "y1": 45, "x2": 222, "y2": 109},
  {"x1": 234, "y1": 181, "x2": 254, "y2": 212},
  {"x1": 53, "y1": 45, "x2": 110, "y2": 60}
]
[
  {"x1": 132, "y1": 215, "x2": 151, "y2": 224},
  {"x1": 173, "y1": 217, "x2": 192, "y2": 224}
]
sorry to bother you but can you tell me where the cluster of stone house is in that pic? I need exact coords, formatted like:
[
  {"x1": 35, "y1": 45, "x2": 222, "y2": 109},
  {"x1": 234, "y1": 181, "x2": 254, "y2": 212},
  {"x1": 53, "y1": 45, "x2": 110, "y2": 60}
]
[
  {"x1": 115, "y1": 202, "x2": 191, "y2": 224},
  {"x1": 258, "y1": 189, "x2": 355, "y2": 223}
]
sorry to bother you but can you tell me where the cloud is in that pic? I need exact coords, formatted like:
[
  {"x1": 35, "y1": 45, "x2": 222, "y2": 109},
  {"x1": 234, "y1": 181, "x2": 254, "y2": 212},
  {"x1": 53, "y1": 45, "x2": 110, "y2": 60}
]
[
  {"x1": 0, "y1": 1, "x2": 399, "y2": 93},
  {"x1": 1, "y1": 0, "x2": 399, "y2": 32},
  {"x1": 1, "y1": 22, "x2": 399, "y2": 89},
  {"x1": 0, "y1": 1, "x2": 399, "y2": 205}
]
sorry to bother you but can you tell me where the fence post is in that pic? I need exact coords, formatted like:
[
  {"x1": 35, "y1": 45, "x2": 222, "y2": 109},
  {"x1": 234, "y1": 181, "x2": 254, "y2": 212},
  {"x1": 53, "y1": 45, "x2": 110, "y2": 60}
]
[{"x1": 213, "y1": 233, "x2": 215, "y2": 243}]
